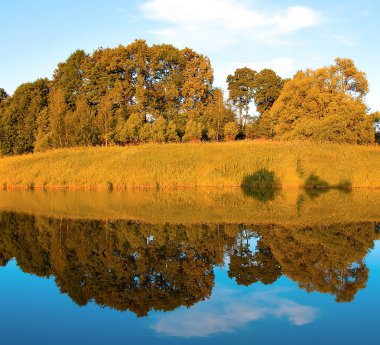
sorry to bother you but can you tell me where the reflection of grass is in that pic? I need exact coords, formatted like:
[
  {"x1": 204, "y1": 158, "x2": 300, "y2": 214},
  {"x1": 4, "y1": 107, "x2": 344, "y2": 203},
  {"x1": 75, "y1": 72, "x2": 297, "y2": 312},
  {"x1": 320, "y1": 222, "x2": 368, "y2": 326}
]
[
  {"x1": 0, "y1": 188, "x2": 379, "y2": 225},
  {"x1": 0, "y1": 140, "x2": 379, "y2": 189}
]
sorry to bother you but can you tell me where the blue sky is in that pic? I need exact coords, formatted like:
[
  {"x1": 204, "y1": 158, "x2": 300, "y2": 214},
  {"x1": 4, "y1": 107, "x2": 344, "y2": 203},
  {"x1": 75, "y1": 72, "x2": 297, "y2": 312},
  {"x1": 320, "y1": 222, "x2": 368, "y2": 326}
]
[{"x1": 1, "y1": 0, "x2": 379, "y2": 111}]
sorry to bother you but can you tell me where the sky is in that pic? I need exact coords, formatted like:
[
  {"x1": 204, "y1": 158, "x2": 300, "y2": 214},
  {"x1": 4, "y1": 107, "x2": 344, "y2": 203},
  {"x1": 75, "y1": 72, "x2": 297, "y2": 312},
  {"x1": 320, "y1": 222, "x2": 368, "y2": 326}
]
[{"x1": 0, "y1": 0, "x2": 379, "y2": 112}]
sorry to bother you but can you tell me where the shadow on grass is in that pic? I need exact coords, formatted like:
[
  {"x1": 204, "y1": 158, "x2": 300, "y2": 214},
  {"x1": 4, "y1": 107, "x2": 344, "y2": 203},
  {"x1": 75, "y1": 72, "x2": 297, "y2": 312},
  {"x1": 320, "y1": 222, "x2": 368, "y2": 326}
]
[
  {"x1": 241, "y1": 169, "x2": 281, "y2": 202},
  {"x1": 303, "y1": 174, "x2": 352, "y2": 199}
]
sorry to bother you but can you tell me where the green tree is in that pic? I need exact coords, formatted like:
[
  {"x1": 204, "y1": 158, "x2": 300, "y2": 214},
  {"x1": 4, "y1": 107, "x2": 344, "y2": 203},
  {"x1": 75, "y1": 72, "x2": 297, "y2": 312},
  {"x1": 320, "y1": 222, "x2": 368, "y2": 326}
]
[
  {"x1": 1, "y1": 79, "x2": 49, "y2": 155},
  {"x1": 52, "y1": 50, "x2": 87, "y2": 110},
  {"x1": 67, "y1": 95, "x2": 99, "y2": 146},
  {"x1": 252, "y1": 69, "x2": 285, "y2": 116},
  {"x1": 227, "y1": 67, "x2": 256, "y2": 126}
]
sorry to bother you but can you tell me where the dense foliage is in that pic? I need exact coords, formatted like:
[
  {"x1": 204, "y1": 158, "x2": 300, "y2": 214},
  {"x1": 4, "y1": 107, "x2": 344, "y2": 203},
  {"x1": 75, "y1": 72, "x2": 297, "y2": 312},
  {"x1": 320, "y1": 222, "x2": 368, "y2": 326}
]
[
  {"x1": 248, "y1": 58, "x2": 375, "y2": 144},
  {"x1": 0, "y1": 41, "x2": 377, "y2": 156}
]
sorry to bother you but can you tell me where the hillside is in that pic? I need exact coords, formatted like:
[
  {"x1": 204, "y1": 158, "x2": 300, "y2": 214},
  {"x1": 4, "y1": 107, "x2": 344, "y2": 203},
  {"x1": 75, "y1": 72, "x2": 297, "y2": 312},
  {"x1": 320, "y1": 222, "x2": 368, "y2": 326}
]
[{"x1": 0, "y1": 140, "x2": 379, "y2": 189}]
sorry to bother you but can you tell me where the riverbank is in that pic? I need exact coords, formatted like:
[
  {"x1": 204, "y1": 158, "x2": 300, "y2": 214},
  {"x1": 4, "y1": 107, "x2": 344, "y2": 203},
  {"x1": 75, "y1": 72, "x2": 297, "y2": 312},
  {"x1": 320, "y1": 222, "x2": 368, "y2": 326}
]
[{"x1": 0, "y1": 140, "x2": 379, "y2": 189}]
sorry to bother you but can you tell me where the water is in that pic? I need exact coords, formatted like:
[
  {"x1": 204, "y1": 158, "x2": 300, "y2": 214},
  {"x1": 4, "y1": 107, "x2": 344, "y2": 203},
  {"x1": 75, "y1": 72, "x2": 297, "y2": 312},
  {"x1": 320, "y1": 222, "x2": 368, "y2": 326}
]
[{"x1": 0, "y1": 189, "x2": 379, "y2": 345}]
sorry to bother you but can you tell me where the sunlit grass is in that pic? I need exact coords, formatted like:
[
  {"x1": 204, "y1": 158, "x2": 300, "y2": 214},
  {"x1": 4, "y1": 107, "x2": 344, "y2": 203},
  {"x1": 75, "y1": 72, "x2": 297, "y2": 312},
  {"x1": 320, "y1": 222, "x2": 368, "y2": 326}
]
[{"x1": 0, "y1": 140, "x2": 379, "y2": 189}]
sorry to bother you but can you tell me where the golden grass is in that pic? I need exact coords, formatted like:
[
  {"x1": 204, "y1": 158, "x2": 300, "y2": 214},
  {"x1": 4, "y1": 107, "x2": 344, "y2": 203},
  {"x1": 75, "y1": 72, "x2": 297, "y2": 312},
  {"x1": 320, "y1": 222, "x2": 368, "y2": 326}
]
[
  {"x1": 0, "y1": 140, "x2": 379, "y2": 189},
  {"x1": 0, "y1": 188, "x2": 379, "y2": 225}
]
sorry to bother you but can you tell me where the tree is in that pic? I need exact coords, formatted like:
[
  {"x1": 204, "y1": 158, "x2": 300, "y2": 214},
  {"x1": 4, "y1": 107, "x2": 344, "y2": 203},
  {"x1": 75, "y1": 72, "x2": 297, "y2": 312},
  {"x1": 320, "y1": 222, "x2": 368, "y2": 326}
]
[
  {"x1": 151, "y1": 116, "x2": 167, "y2": 143},
  {"x1": 97, "y1": 92, "x2": 117, "y2": 146},
  {"x1": 372, "y1": 111, "x2": 380, "y2": 144},
  {"x1": 49, "y1": 88, "x2": 69, "y2": 148},
  {"x1": 52, "y1": 50, "x2": 87, "y2": 110},
  {"x1": 116, "y1": 113, "x2": 143, "y2": 144},
  {"x1": 267, "y1": 59, "x2": 374, "y2": 144},
  {"x1": 139, "y1": 123, "x2": 152, "y2": 143},
  {"x1": 34, "y1": 108, "x2": 52, "y2": 151},
  {"x1": 224, "y1": 122, "x2": 239, "y2": 141},
  {"x1": 0, "y1": 88, "x2": 8, "y2": 103},
  {"x1": 227, "y1": 67, "x2": 256, "y2": 126},
  {"x1": 67, "y1": 95, "x2": 99, "y2": 146},
  {"x1": 202, "y1": 88, "x2": 235, "y2": 141},
  {"x1": 1, "y1": 79, "x2": 49, "y2": 155},
  {"x1": 252, "y1": 69, "x2": 285, "y2": 116},
  {"x1": 182, "y1": 120, "x2": 202, "y2": 142},
  {"x1": 166, "y1": 120, "x2": 179, "y2": 142}
]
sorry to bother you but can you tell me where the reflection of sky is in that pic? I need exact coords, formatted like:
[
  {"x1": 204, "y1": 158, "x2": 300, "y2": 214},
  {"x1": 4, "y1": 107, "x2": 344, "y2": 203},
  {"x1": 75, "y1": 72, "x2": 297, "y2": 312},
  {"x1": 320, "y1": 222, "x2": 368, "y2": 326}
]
[
  {"x1": 0, "y1": 241, "x2": 379, "y2": 345},
  {"x1": 152, "y1": 288, "x2": 318, "y2": 337}
]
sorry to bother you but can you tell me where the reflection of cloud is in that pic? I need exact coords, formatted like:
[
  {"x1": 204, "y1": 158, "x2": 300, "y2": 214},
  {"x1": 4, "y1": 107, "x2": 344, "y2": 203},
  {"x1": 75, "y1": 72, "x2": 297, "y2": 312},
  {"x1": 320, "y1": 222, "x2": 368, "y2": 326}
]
[
  {"x1": 152, "y1": 289, "x2": 318, "y2": 337},
  {"x1": 140, "y1": 0, "x2": 321, "y2": 51}
]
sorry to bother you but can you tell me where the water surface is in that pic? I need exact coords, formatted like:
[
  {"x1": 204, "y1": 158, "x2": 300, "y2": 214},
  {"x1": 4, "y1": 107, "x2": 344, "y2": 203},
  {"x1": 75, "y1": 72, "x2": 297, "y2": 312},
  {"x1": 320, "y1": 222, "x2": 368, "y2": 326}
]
[{"x1": 0, "y1": 189, "x2": 379, "y2": 344}]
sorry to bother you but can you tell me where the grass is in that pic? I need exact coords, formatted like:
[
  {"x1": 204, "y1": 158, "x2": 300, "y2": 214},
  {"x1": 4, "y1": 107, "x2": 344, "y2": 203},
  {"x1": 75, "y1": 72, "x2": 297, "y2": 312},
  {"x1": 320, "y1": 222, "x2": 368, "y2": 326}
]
[{"x1": 0, "y1": 140, "x2": 379, "y2": 189}]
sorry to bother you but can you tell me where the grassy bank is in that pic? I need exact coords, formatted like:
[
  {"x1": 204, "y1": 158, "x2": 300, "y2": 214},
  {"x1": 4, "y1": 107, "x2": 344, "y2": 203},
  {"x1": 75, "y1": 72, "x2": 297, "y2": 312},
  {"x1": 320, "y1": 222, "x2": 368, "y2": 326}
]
[{"x1": 0, "y1": 140, "x2": 379, "y2": 189}]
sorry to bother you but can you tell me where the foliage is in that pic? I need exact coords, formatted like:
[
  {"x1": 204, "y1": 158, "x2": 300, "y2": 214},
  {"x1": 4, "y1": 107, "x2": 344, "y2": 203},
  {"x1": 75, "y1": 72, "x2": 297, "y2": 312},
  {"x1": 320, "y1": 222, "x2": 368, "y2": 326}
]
[
  {"x1": 151, "y1": 116, "x2": 167, "y2": 143},
  {"x1": 226, "y1": 67, "x2": 256, "y2": 126},
  {"x1": 223, "y1": 122, "x2": 239, "y2": 141},
  {"x1": 182, "y1": 120, "x2": 202, "y2": 142},
  {"x1": 266, "y1": 58, "x2": 374, "y2": 144}
]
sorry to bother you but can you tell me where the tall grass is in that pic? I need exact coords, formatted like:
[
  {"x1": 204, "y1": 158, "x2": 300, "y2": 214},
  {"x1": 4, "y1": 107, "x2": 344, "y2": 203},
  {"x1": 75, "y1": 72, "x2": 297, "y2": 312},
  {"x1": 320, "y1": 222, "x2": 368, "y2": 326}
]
[{"x1": 0, "y1": 140, "x2": 379, "y2": 189}]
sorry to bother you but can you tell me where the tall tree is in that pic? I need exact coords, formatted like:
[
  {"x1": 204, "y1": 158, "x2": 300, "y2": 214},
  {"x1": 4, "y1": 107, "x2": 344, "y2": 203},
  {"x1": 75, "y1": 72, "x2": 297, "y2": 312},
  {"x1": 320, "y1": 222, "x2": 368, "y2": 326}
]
[
  {"x1": 1, "y1": 79, "x2": 49, "y2": 155},
  {"x1": 227, "y1": 67, "x2": 256, "y2": 126},
  {"x1": 202, "y1": 88, "x2": 235, "y2": 141},
  {"x1": 252, "y1": 69, "x2": 285, "y2": 116}
]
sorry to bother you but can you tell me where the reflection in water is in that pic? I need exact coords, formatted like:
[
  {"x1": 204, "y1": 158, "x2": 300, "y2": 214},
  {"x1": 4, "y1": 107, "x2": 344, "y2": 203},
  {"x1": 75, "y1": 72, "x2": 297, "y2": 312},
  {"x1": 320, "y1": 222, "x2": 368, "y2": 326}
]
[
  {"x1": 153, "y1": 289, "x2": 318, "y2": 337},
  {"x1": 0, "y1": 212, "x2": 378, "y2": 317}
]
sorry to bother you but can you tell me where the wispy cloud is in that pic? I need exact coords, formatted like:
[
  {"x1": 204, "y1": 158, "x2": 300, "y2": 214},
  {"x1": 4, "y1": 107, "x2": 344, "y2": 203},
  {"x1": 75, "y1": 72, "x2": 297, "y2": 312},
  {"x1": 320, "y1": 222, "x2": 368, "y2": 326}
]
[
  {"x1": 152, "y1": 288, "x2": 318, "y2": 337},
  {"x1": 140, "y1": 0, "x2": 322, "y2": 50}
]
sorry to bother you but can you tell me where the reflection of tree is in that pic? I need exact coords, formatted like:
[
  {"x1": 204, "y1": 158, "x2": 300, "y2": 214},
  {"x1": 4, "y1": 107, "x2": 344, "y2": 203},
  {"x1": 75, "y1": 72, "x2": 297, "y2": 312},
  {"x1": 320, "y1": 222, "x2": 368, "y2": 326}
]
[
  {"x1": 228, "y1": 227, "x2": 281, "y2": 286},
  {"x1": 258, "y1": 223, "x2": 374, "y2": 302},
  {"x1": 0, "y1": 212, "x2": 378, "y2": 315},
  {"x1": 0, "y1": 213, "x2": 236, "y2": 316}
]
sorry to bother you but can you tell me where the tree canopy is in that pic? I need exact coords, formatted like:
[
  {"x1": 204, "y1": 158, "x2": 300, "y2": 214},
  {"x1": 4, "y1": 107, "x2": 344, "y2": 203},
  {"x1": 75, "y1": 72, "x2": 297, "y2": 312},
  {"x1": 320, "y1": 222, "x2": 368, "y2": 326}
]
[
  {"x1": 0, "y1": 48, "x2": 377, "y2": 157},
  {"x1": 262, "y1": 59, "x2": 374, "y2": 144}
]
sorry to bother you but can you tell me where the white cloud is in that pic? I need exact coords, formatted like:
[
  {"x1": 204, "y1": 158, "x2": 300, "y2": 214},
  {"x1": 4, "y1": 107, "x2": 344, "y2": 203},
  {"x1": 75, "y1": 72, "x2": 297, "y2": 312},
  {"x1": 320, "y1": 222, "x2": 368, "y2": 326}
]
[
  {"x1": 152, "y1": 289, "x2": 318, "y2": 337},
  {"x1": 140, "y1": 0, "x2": 321, "y2": 51}
]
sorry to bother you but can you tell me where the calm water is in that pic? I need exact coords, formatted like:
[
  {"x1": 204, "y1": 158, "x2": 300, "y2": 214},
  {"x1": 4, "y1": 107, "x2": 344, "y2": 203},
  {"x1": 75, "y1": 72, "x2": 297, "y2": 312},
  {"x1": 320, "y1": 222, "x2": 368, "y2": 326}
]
[{"x1": 0, "y1": 189, "x2": 379, "y2": 345}]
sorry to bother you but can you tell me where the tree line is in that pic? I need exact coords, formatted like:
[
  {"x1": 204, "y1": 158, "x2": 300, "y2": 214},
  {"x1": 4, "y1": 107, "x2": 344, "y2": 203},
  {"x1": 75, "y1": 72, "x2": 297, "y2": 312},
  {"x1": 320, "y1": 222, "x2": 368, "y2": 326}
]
[{"x1": 0, "y1": 40, "x2": 378, "y2": 156}]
